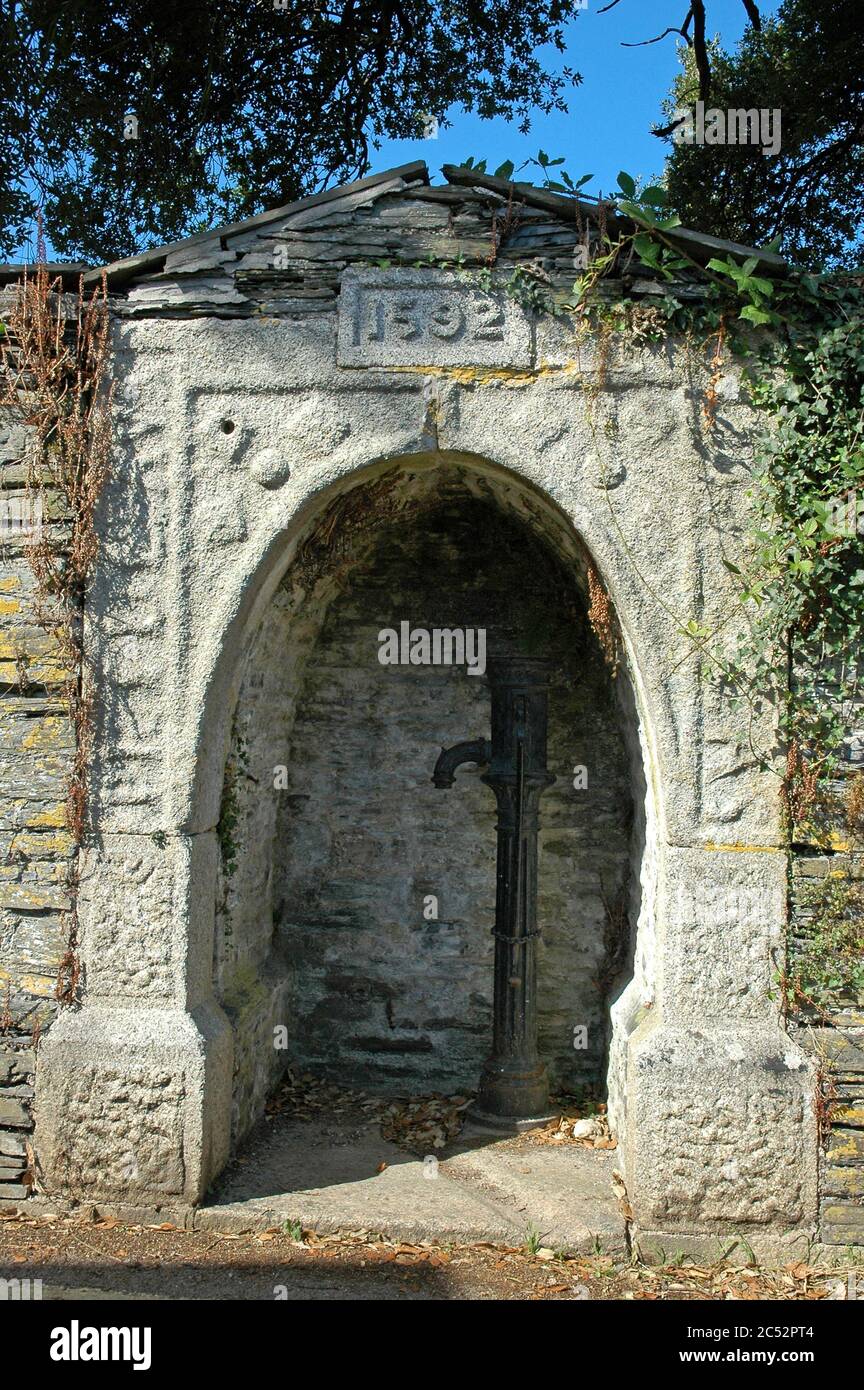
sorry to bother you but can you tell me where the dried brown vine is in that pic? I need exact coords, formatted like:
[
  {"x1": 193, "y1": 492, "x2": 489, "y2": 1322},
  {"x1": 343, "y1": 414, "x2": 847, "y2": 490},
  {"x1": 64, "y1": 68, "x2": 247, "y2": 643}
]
[
  {"x1": 0, "y1": 264, "x2": 113, "y2": 1003},
  {"x1": 780, "y1": 738, "x2": 819, "y2": 833},
  {"x1": 586, "y1": 561, "x2": 621, "y2": 677}
]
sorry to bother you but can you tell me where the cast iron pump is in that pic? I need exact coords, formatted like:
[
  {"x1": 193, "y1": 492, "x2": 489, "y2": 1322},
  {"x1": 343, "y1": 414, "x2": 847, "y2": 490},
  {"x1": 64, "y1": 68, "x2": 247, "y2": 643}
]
[{"x1": 432, "y1": 656, "x2": 555, "y2": 1127}]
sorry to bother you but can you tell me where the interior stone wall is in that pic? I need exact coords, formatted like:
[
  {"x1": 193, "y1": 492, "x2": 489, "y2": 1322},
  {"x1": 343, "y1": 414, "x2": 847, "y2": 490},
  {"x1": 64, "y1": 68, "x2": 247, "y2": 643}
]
[{"x1": 217, "y1": 469, "x2": 635, "y2": 1139}]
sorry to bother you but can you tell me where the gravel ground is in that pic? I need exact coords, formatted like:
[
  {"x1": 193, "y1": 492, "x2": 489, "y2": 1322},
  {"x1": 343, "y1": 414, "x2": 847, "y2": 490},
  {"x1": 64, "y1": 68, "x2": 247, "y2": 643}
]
[{"x1": 0, "y1": 1207, "x2": 855, "y2": 1302}]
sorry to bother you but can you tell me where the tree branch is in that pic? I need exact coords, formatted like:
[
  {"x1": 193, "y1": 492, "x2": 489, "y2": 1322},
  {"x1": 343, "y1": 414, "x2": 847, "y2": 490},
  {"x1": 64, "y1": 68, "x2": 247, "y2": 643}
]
[
  {"x1": 741, "y1": 1, "x2": 762, "y2": 29},
  {"x1": 690, "y1": 0, "x2": 711, "y2": 103},
  {"x1": 621, "y1": 26, "x2": 692, "y2": 49}
]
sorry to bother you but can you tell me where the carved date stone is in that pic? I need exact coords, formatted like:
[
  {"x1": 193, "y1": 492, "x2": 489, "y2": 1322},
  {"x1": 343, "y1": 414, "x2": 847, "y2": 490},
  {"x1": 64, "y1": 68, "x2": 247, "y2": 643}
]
[{"x1": 337, "y1": 268, "x2": 533, "y2": 368}]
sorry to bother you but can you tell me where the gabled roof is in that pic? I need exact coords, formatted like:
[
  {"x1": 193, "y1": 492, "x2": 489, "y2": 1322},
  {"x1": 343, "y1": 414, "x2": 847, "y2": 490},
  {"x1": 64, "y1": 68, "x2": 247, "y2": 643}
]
[{"x1": 0, "y1": 158, "x2": 787, "y2": 291}]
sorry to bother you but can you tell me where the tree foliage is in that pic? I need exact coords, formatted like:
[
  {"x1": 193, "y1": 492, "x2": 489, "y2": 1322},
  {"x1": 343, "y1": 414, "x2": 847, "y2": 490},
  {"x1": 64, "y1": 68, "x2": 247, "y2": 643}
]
[
  {"x1": 1, "y1": 0, "x2": 582, "y2": 263},
  {"x1": 659, "y1": 0, "x2": 864, "y2": 268}
]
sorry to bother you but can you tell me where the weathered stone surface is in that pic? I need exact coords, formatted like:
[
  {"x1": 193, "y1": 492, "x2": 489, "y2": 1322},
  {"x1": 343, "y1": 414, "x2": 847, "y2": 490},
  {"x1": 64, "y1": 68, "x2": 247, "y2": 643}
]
[
  {"x1": 35, "y1": 1002, "x2": 232, "y2": 1203},
  {"x1": 827, "y1": 1127, "x2": 864, "y2": 1163},
  {"x1": 0, "y1": 417, "x2": 30, "y2": 461},
  {"x1": 0, "y1": 1182, "x2": 27, "y2": 1200},
  {"x1": 0, "y1": 1098, "x2": 31, "y2": 1128},
  {"x1": 77, "y1": 833, "x2": 219, "y2": 1004},
  {"x1": 0, "y1": 699, "x2": 73, "y2": 840},
  {"x1": 820, "y1": 1204, "x2": 864, "y2": 1244},
  {"x1": 625, "y1": 1028, "x2": 816, "y2": 1233},
  {"x1": 822, "y1": 1164, "x2": 864, "y2": 1197},
  {"x1": 800, "y1": 1029, "x2": 864, "y2": 1073},
  {"x1": 662, "y1": 846, "x2": 786, "y2": 1024}
]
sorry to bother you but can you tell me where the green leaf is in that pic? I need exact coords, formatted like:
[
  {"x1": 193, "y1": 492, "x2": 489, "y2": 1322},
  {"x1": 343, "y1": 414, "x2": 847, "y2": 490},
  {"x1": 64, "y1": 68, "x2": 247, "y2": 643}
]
[
  {"x1": 616, "y1": 171, "x2": 636, "y2": 198},
  {"x1": 634, "y1": 233, "x2": 661, "y2": 264},
  {"x1": 739, "y1": 305, "x2": 774, "y2": 325},
  {"x1": 747, "y1": 274, "x2": 774, "y2": 297},
  {"x1": 494, "y1": 159, "x2": 515, "y2": 180},
  {"x1": 619, "y1": 199, "x2": 656, "y2": 226},
  {"x1": 640, "y1": 186, "x2": 668, "y2": 208}
]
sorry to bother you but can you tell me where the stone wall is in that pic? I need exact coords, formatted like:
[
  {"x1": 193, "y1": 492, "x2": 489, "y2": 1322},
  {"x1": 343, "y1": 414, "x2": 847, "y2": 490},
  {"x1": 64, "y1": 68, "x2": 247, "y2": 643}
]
[
  {"x1": 791, "y1": 672, "x2": 864, "y2": 1246},
  {"x1": 0, "y1": 284, "x2": 73, "y2": 1199}
]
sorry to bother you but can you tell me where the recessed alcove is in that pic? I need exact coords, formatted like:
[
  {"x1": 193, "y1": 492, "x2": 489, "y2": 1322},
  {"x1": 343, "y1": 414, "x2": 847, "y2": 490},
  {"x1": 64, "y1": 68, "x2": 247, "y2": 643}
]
[{"x1": 214, "y1": 457, "x2": 643, "y2": 1144}]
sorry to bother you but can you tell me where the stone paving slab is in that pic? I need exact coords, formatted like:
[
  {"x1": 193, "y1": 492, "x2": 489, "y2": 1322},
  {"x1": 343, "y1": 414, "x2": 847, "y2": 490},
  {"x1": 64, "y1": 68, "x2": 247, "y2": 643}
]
[
  {"x1": 441, "y1": 1123, "x2": 625, "y2": 1254},
  {"x1": 195, "y1": 1112, "x2": 625, "y2": 1254}
]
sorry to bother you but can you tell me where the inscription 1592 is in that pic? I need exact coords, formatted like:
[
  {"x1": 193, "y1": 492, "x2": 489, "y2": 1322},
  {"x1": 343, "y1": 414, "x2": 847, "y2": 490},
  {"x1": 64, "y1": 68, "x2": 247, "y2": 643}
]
[{"x1": 337, "y1": 269, "x2": 533, "y2": 368}]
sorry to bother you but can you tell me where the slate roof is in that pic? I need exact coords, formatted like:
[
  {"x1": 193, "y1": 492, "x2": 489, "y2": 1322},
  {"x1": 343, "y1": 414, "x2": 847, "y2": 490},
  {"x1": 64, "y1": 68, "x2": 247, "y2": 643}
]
[{"x1": 0, "y1": 159, "x2": 787, "y2": 294}]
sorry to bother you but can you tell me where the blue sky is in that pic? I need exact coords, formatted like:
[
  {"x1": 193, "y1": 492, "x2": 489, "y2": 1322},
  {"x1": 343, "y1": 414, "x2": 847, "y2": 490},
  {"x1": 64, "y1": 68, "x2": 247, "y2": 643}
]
[{"x1": 370, "y1": 0, "x2": 780, "y2": 198}]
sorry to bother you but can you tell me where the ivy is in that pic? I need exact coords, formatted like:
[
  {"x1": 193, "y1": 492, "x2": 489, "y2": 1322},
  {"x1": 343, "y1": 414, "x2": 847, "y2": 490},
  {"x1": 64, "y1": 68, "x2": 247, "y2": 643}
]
[
  {"x1": 218, "y1": 725, "x2": 250, "y2": 880},
  {"x1": 717, "y1": 281, "x2": 864, "y2": 782},
  {"x1": 784, "y1": 870, "x2": 864, "y2": 1013}
]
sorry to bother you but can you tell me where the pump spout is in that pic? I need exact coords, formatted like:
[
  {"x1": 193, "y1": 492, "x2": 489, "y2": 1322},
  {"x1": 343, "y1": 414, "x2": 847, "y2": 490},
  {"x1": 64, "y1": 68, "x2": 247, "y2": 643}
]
[{"x1": 432, "y1": 738, "x2": 491, "y2": 789}]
